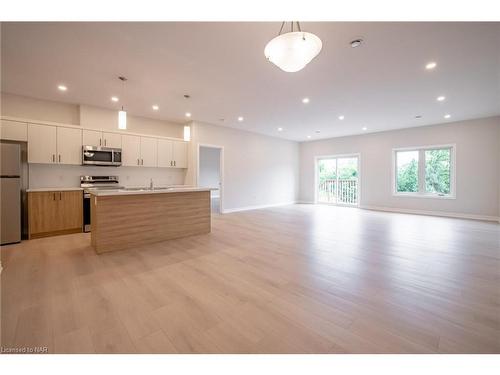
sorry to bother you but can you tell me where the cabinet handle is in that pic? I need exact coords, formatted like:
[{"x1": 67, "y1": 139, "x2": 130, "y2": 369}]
[
  {"x1": 58, "y1": 154, "x2": 61, "y2": 163},
  {"x1": 99, "y1": 138, "x2": 102, "y2": 146},
  {"x1": 137, "y1": 158, "x2": 139, "y2": 165},
  {"x1": 174, "y1": 160, "x2": 176, "y2": 167},
  {"x1": 141, "y1": 159, "x2": 144, "y2": 165},
  {"x1": 59, "y1": 192, "x2": 62, "y2": 200},
  {"x1": 52, "y1": 154, "x2": 55, "y2": 163},
  {"x1": 53, "y1": 193, "x2": 56, "y2": 200},
  {"x1": 104, "y1": 139, "x2": 107, "y2": 146}
]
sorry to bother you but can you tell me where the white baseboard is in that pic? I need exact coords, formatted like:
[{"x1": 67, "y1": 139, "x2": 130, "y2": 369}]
[
  {"x1": 360, "y1": 205, "x2": 500, "y2": 222},
  {"x1": 222, "y1": 201, "x2": 297, "y2": 214}
]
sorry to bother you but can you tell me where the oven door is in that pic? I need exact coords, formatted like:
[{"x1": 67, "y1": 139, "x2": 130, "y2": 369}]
[{"x1": 83, "y1": 192, "x2": 91, "y2": 232}]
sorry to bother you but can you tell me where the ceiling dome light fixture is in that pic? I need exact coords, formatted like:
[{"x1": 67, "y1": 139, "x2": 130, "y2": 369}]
[{"x1": 264, "y1": 22, "x2": 322, "y2": 73}]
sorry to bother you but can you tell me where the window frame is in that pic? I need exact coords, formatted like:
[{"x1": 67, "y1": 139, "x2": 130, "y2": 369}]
[{"x1": 392, "y1": 144, "x2": 456, "y2": 199}]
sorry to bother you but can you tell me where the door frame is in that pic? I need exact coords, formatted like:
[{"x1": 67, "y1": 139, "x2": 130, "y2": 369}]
[
  {"x1": 314, "y1": 153, "x2": 361, "y2": 207},
  {"x1": 197, "y1": 143, "x2": 224, "y2": 214}
]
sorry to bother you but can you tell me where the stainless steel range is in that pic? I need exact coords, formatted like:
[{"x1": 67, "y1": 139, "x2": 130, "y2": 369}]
[{"x1": 81, "y1": 175, "x2": 122, "y2": 232}]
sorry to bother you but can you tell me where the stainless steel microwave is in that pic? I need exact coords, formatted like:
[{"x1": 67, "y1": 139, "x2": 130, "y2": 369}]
[{"x1": 82, "y1": 145, "x2": 122, "y2": 166}]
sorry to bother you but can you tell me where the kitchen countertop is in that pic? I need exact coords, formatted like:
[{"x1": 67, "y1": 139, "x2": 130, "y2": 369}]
[
  {"x1": 26, "y1": 187, "x2": 84, "y2": 192},
  {"x1": 89, "y1": 186, "x2": 214, "y2": 196}
]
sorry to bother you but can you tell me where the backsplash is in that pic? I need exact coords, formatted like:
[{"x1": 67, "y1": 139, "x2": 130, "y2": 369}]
[{"x1": 28, "y1": 164, "x2": 186, "y2": 188}]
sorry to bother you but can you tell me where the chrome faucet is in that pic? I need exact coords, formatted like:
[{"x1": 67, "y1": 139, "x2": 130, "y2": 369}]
[{"x1": 149, "y1": 178, "x2": 154, "y2": 190}]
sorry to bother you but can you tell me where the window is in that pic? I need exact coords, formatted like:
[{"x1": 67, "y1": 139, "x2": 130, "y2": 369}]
[{"x1": 393, "y1": 145, "x2": 455, "y2": 198}]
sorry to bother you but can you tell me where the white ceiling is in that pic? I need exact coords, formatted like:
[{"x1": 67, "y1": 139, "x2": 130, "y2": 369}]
[{"x1": 1, "y1": 22, "x2": 499, "y2": 141}]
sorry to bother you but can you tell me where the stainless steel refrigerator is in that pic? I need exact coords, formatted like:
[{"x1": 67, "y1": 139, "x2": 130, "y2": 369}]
[{"x1": 1, "y1": 142, "x2": 22, "y2": 244}]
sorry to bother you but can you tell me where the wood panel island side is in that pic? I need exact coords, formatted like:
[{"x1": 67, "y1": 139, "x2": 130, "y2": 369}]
[{"x1": 90, "y1": 188, "x2": 212, "y2": 253}]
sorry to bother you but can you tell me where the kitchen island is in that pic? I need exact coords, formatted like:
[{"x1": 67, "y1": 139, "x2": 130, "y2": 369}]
[{"x1": 89, "y1": 187, "x2": 212, "y2": 253}]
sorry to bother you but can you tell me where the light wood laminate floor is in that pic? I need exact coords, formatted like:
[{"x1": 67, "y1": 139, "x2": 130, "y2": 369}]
[{"x1": 1, "y1": 205, "x2": 499, "y2": 353}]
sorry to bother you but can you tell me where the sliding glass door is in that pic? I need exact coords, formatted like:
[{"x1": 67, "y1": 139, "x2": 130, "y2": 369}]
[{"x1": 316, "y1": 155, "x2": 359, "y2": 206}]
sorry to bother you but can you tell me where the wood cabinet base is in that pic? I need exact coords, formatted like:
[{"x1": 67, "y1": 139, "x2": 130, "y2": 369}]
[
  {"x1": 28, "y1": 191, "x2": 83, "y2": 239},
  {"x1": 29, "y1": 227, "x2": 82, "y2": 240},
  {"x1": 91, "y1": 191, "x2": 211, "y2": 254}
]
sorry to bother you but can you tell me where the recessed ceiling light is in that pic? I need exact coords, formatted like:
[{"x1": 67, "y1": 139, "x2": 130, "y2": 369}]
[
  {"x1": 277, "y1": 127, "x2": 283, "y2": 131},
  {"x1": 111, "y1": 96, "x2": 119, "y2": 102},
  {"x1": 57, "y1": 85, "x2": 67, "y2": 91},
  {"x1": 362, "y1": 127, "x2": 368, "y2": 131},
  {"x1": 437, "y1": 96, "x2": 446, "y2": 102},
  {"x1": 307, "y1": 135, "x2": 311, "y2": 139},
  {"x1": 415, "y1": 115, "x2": 422, "y2": 119},
  {"x1": 444, "y1": 114, "x2": 451, "y2": 119},
  {"x1": 425, "y1": 62, "x2": 437, "y2": 70},
  {"x1": 338, "y1": 115, "x2": 345, "y2": 120},
  {"x1": 237, "y1": 116, "x2": 244, "y2": 122},
  {"x1": 350, "y1": 39, "x2": 363, "y2": 48},
  {"x1": 315, "y1": 130, "x2": 321, "y2": 134},
  {"x1": 152, "y1": 105, "x2": 159, "y2": 111},
  {"x1": 185, "y1": 112, "x2": 192, "y2": 118},
  {"x1": 302, "y1": 97, "x2": 310, "y2": 104}
]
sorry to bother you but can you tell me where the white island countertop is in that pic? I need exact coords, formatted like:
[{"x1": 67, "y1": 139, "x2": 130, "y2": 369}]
[{"x1": 89, "y1": 186, "x2": 214, "y2": 196}]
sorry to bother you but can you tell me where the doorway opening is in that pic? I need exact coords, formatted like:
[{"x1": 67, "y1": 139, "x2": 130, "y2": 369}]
[
  {"x1": 198, "y1": 144, "x2": 223, "y2": 214},
  {"x1": 315, "y1": 154, "x2": 360, "y2": 206}
]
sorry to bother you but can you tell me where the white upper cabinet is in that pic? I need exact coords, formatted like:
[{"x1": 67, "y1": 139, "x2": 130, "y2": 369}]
[
  {"x1": 57, "y1": 127, "x2": 82, "y2": 165},
  {"x1": 121, "y1": 134, "x2": 141, "y2": 166},
  {"x1": 157, "y1": 139, "x2": 174, "y2": 167},
  {"x1": 82, "y1": 129, "x2": 102, "y2": 147},
  {"x1": 15, "y1": 118, "x2": 188, "y2": 167},
  {"x1": 28, "y1": 124, "x2": 57, "y2": 164},
  {"x1": 157, "y1": 139, "x2": 188, "y2": 168},
  {"x1": 102, "y1": 132, "x2": 121, "y2": 148},
  {"x1": 172, "y1": 141, "x2": 188, "y2": 168},
  {"x1": 82, "y1": 129, "x2": 121, "y2": 148},
  {"x1": 0, "y1": 120, "x2": 28, "y2": 141},
  {"x1": 140, "y1": 137, "x2": 158, "y2": 167}
]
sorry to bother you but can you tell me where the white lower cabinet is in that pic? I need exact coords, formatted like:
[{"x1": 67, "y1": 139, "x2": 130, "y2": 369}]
[
  {"x1": 140, "y1": 137, "x2": 158, "y2": 167},
  {"x1": 56, "y1": 127, "x2": 82, "y2": 165},
  {"x1": 28, "y1": 124, "x2": 57, "y2": 164},
  {"x1": 121, "y1": 134, "x2": 141, "y2": 166}
]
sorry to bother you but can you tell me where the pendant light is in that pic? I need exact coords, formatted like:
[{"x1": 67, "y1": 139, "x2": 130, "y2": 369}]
[
  {"x1": 118, "y1": 76, "x2": 127, "y2": 129},
  {"x1": 264, "y1": 22, "x2": 322, "y2": 73}
]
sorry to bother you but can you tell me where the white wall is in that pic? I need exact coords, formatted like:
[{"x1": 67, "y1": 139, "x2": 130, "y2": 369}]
[
  {"x1": 299, "y1": 116, "x2": 500, "y2": 219},
  {"x1": 79, "y1": 105, "x2": 183, "y2": 138},
  {"x1": 1, "y1": 92, "x2": 80, "y2": 124},
  {"x1": 187, "y1": 121, "x2": 299, "y2": 212},
  {"x1": 28, "y1": 164, "x2": 185, "y2": 189},
  {"x1": 199, "y1": 146, "x2": 221, "y2": 197}
]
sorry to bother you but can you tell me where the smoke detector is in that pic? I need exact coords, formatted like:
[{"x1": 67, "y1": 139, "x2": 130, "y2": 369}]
[{"x1": 350, "y1": 38, "x2": 363, "y2": 48}]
